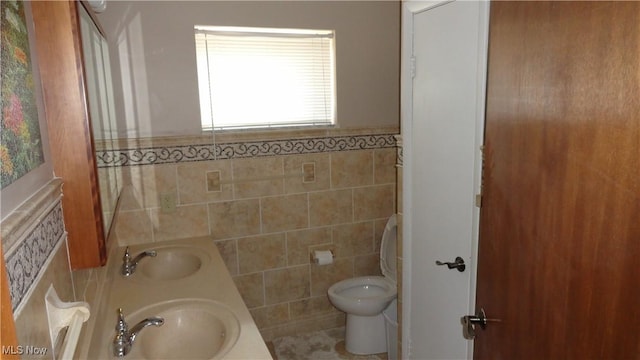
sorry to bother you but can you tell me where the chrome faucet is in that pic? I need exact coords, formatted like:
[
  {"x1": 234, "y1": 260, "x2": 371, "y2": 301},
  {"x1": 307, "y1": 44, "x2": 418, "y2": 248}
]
[
  {"x1": 113, "y1": 308, "x2": 164, "y2": 357},
  {"x1": 121, "y1": 246, "x2": 157, "y2": 276}
]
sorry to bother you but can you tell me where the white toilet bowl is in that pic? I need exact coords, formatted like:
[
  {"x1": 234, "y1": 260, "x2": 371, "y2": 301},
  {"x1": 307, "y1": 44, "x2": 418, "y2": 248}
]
[
  {"x1": 328, "y1": 214, "x2": 398, "y2": 355},
  {"x1": 328, "y1": 276, "x2": 396, "y2": 316}
]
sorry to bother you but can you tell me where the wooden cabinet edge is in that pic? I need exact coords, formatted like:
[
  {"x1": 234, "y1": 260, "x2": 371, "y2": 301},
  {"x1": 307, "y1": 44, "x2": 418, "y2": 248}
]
[
  {"x1": 31, "y1": 1, "x2": 107, "y2": 270},
  {"x1": 0, "y1": 243, "x2": 19, "y2": 360}
]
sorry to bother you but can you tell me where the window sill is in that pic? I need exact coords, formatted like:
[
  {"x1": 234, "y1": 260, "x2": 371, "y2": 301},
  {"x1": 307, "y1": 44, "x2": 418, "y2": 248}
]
[{"x1": 202, "y1": 124, "x2": 339, "y2": 143}]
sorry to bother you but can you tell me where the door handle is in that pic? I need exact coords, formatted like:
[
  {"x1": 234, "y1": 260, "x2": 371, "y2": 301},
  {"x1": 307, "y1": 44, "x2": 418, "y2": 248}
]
[
  {"x1": 435, "y1": 256, "x2": 466, "y2": 272},
  {"x1": 461, "y1": 308, "x2": 500, "y2": 340}
]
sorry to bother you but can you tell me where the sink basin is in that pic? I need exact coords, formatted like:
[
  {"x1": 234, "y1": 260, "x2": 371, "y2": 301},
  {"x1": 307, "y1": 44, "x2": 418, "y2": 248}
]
[
  {"x1": 124, "y1": 299, "x2": 240, "y2": 359},
  {"x1": 136, "y1": 246, "x2": 210, "y2": 281}
]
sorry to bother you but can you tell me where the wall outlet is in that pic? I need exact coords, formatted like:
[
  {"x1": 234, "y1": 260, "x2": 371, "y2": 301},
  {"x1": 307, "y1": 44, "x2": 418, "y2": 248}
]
[
  {"x1": 206, "y1": 171, "x2": 221, "y2": 192},
  {"x1": 159, "y1": 192, "x2": 177, "y2": 213},
  {"x1": 302, "y1": 162, "x2": 316, "y2": 183}
]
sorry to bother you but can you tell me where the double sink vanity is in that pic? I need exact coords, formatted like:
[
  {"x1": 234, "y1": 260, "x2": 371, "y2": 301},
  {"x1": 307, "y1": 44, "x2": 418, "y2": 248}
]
[{"x1": 77, "y1": 236, "x2": 272, "y2": 359}]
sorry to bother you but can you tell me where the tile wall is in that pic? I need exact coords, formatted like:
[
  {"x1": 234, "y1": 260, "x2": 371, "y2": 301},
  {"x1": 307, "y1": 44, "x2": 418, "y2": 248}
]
[
  {"x1": 1, "y1": 179, "x2": 101, "y2": 359},
  {"x1": 102, "y1": 127, "x2": 399, "y2": 340}
]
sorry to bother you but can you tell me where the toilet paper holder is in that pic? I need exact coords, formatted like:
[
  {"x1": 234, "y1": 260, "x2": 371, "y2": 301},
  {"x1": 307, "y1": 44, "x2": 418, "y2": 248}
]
[{"x1": 310, "y1": 249, "x2": 336, "y2": 264}]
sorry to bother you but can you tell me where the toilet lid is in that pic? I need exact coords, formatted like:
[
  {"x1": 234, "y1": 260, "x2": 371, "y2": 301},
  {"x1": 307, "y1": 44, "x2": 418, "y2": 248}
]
[{"x1": 380, "y1": 214, "x2": 397, "y2": 283}]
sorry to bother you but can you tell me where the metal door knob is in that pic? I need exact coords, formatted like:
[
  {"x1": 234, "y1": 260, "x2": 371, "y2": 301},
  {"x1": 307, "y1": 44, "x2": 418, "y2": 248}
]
[
  {"x1": 435, "y1": 256, "x2": 466, "y2": 272},
  {"x1": 462, "y1": 308, "x2": 500, "y2": 340}
]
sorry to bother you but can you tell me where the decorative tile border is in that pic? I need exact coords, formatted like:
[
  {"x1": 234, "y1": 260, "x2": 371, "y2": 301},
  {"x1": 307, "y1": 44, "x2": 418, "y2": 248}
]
[
  {"x1": 394, "y1": 135, "x2": 403, "y2": 167},
  {"x1": 97, "y1": 133, "x2": 397, "y2": 167},
  {"x1": 5, "y1": 202, "x2": 66, "y2": 311}
]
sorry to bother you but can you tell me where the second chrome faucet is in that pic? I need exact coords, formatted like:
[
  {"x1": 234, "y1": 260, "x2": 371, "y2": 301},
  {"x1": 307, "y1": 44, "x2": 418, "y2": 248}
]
[
  {"x1": 121, "y1": 247, "x2": 157, "y2": 276},
  {"x1": 113, "y1": 308, "x2": 164, "y2": 357}
]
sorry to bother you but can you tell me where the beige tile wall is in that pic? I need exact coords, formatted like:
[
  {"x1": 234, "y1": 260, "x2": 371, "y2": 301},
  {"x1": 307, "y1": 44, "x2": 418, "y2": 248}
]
[
  {"x1": 14, "y1": 243, "x2": 74, "y2": 360},
  {"x1": 112, "y1": 132, "x2": 398, "y2": 340},
  {"x1": 2, "y1": 179, "x2": 100, "y2": 359}
]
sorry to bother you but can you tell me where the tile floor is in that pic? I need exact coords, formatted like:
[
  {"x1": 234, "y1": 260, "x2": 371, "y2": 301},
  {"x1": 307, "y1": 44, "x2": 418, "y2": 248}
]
[{"x1": 268, "y1": 327, "x2": 388, "y2": 360}]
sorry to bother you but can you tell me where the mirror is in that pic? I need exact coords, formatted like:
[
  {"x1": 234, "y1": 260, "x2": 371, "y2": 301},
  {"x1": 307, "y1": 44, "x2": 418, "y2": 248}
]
[{"x1": 78, "y1": 4, "x2": 121, "y2": 238}]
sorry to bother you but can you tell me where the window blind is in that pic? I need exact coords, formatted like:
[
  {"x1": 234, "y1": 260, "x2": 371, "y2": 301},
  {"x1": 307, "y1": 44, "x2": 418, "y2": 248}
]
[{"x1": 194, "y1": 26, "x2": 336, "y2": 130}]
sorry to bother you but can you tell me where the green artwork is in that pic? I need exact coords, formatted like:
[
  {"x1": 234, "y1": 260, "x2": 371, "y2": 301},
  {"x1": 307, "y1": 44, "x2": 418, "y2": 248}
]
[{"x1": 0, "y1": 0, "x2": 44, "y2": 189}]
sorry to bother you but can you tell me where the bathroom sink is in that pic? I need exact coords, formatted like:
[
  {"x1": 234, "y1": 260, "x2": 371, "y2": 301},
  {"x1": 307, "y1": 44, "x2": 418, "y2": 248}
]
[
  {"x1": 136, "y1": 246, "x2": 210, "y2": 281},
  {"x1": 124, "y1": 299, "x2": 240, "y2": 359}
]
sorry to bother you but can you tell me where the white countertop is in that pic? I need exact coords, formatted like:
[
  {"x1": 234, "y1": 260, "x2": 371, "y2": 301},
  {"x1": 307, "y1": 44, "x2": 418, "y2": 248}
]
[{"x1": 77, "y1": 236, "x2": 272, "y2": 360}]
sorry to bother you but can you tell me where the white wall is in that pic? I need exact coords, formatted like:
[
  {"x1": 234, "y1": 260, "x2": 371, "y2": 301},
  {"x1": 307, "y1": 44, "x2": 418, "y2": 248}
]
[{"x1": 97, "y1": 1, "x2": 400, "y2": 138}]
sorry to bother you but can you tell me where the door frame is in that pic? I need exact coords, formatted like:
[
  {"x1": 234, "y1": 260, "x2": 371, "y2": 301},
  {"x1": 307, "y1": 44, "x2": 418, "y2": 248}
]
[{"x1": 400, "y1": 1, "x2": 490, "y2": 358}]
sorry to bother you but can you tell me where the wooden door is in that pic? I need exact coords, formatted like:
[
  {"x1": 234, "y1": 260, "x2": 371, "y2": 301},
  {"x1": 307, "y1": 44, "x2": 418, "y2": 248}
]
[
  {"x1": 1, "y1": 245, "x2": 19, "y2": 360},
  {"x1": 474, "y1": 2, "x2": 640, "y2": 358}
]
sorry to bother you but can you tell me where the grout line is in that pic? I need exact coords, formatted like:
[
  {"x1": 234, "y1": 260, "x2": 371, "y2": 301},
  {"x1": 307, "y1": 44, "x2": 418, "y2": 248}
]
[
  {"x1": 148, "y1": 208, "x2": 155, "y2": 243},
  {"x1": 261, "y1": 271, "x2": 267, "y2": 307},
  {"x1": 328, "y1": 153, "x2": 333, "y2": 189},
  {"x1": 308, "y1": 259, "x2": 313, "y2": 300},
  {"x1": 284, "y1": 232, "x2": 289, "y2": 267},
  {"x1": 281, "y1": 157, "x2": 286, "y2": 194},
  {"x1": 233, "y1": 239, "x2": 240, "y2": 276},
  {"x1": 350, "y1": 188, "x2": 355, "y2": 223},
  {"x1": 206, "y1": 199, "x2": 212, "y2": 236},
  {"x1": 307, "y1": 193, "x2": 312, "y2": 231},
  {"x1": 173, "y1": 164, "x2": 181, "y2": 207},
  {"x1": 372, "y1": 149, "x2": 377, "y2": 185},
  {"x1": 259, "y1": 197, "x2": 264, "y2": 234}
]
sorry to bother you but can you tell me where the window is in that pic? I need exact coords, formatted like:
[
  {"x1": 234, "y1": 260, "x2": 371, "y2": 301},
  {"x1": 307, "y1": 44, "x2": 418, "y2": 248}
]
[{"x1": 194, "y1": 26, "x2": 336, "y2": 131}]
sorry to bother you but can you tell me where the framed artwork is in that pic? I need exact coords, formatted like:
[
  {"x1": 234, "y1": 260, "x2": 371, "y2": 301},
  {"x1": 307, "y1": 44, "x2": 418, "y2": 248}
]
[{"x1": 1, "y1": 0, "x2": 44, "y2": 189}]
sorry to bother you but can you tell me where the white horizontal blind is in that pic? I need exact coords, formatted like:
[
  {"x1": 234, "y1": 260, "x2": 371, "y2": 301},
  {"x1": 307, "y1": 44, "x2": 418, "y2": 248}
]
[{"x1": 194, "y1": 26, "x2": 336, "y2": 130}]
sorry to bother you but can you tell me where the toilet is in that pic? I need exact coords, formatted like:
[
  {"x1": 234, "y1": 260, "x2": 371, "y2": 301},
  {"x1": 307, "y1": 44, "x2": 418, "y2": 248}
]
[{"x1": 328, "y1": 214, "x2": 397, "y2": 355}]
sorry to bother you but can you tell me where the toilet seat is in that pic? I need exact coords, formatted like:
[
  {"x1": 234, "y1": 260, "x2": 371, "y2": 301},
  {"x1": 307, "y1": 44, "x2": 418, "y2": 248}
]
[
  {"x1": 327, "y1": 214, "x2": 399, "y2": 316},
  {"x1": 328, "y1": 276, "x2": 396, "y2": 316},
  {"x1": 331, "y1": 276, "x2": 394, "y2": 298},
  {"x1": 379, "y1": 214, "x2": 397, "y2": 284}
]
